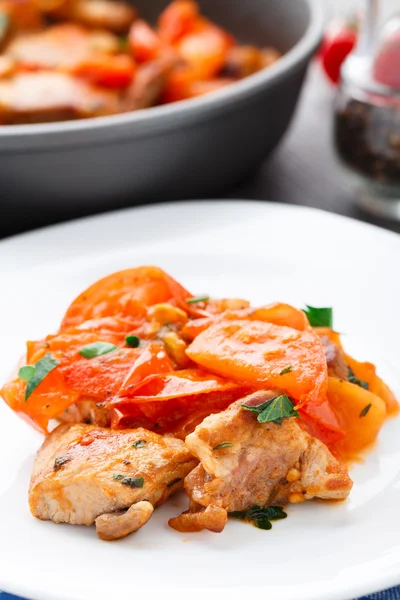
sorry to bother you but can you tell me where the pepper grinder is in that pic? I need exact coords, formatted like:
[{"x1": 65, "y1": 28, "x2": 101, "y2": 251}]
[{"x1": 334, "y1": 0, "x2": 400, "y2": 220}]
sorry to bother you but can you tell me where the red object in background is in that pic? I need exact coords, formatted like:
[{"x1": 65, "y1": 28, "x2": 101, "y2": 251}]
[
  {"x1": 373, "y1": 30, "x2": 400, "y2": 88},
  {"x1": 320, "y1": 19, "x2": 358, "y2": 85}
]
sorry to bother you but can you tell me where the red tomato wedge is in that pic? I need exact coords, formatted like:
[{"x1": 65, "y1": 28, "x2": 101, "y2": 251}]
[
  {"x1": 109, "y1": 369, "x2": 250, "y2": 434},
  {"x1": 129, "y1": 20, "x2": 163, "y2": 63},
  {"x1": 74, "y1": 54, "x2": 135, "y2": 88},
  {"x1": 186, "y1": 320, "x2": 328, "y2": 408},
  {"x1": 60, "y1": 266, "x2": 203, "y2": 330}
]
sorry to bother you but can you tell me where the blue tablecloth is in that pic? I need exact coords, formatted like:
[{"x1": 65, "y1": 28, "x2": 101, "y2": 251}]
[{"x1": 2, "y1": 589, "x2": 400, "y2": 599}]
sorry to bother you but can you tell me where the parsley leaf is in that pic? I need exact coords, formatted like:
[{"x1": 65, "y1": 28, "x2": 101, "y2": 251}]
[
  {"x1": 132, "y1": 440, "x2": 146, "y2": 448},
  {"x1": 126, "y1": 335, "x2": 140, "y2": 348},
  {"x1": 213, "y1": 442, "x2": 233, "y2": 450},
  {"x1": 360, "y1": 403, "x2": 372, "y2": 418},
  {"x1": 113, "y1": 474, "x2": 124, "y2": 480},
  {"x1": 18, "y1": 365, "x2": 36, "y2": 383},
  {"x1": 303, "y1": 305, "x2": 333, "y2": 328},
  {"x1": 242, "y1": 395, "x2": 299, "y2": 425},
  {"x1": 79, "y1": 342, "x2": 117, "y2": 359},
  {"x1": 121, "y1": 477, "x2": 144, "y2": 488},
  {"x1": 186, "y1": 296, "x2": 209, "y2": 304},
  {"x1": 348, "y1": 367, "x2": 369, "y2": 390},
  {"x1": 230, "y1": 505, "x2": 287, "y2": 530},
  {"x1": 279, "y1": 365, "x2": 293, "y2": 376},
  {"x1": 23, "y1": 354, "x2": 59, "y2": 402}
]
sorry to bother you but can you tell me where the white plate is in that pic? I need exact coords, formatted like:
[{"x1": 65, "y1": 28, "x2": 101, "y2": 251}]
[{"x1": 0, "y1": 201, "x2": 399, "y2": 600}]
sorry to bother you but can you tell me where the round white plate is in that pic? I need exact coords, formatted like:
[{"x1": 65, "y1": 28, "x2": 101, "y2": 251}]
[{"x1": 0, "y1": 201, "x2": 399, "y2": 600}]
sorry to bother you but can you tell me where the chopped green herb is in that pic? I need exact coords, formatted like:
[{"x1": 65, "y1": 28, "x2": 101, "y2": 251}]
[
  {"x1": 255, "y1": 519, "x2": 273, "y2": 530},
  {"x1": 167, "y1": 478, "x2": 182, "y2": 488},
  {"x1": 186, "y1": 296, "x2": 210, "y2": 304},
  {"x1": 348, "y1": 367, "x2": 369, "y2": 390},
  {"x1": 132, "y1": 440, "x2": 146, "y2": 449},
  {"x1": 113, "y1": 474, "x2": 125, "y2": 481},
  {"x1": 213, "y1": 442, "x2": 233, "y2": 450},
  {"x1": 242, "y1": 395, "x2": 299, "y2": 425},
  {"x1": 279, "y1": 365, "x2": 293, "y2": 376},
  {"x1": 230, "y1": 505, "x2": 287, "y2": 530},
  {"x1": 121, "y1": 476, "x2": 144, "y2": 488},
  {"x1": 24, "y1": 354, "x2": 59, "y2": 402},
  {"x1": 54, "y1": 455, "x2": 71, "y2": 471},
  {"x1": 360, "y1": 403, "x2": 372, "y2": 418},
  {"x1": 79, "y1": 342, "x2": 117, "y2": 359},
  {"x1": 18, "y1": 365, "x2": 36, "y2": 383},
  {"x1": 126, "y1": 335, "x2": 140, "y2": 348},
  {"x1": 303, "y1": 305, "x2": 333, "y2": 328}
]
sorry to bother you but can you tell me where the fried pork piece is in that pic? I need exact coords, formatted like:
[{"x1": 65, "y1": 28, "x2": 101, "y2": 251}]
[
  {"x1": 51, "y1": 0, "x2": 137, "y2": 33},
  {"x1": 29, "y1": 423, "x2": 198, "y2": 538},
  {"x1": 0, "y1": 72, "x2": 118, "y2": 124},
  {"x1": 183, "y1": 392, "x2": 353, "y2": 516}
]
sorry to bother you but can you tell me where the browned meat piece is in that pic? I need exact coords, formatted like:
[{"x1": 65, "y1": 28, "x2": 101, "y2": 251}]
[
  {"x1": 29, "y1": 423, "x2": 198, "y2": 528},
  {"x1": 320, "y1": 335, "x2": 349, "y2": 379},
  {"x1": 6, "y1": 24, "x2": 119, "y2": 70},
  {"x1": 168, "y1": 504, "x2": 227, "y2": 533},
  {"x1": 0, "y1": 72, "x2": 118, "y2": 124},
  {"x1": 222, "y1": 46, "x2": 264, "y2": 78},
  {"x1": 120, "y1": 60, "x2": 170, "y2": 112},
  {"x1": 183, "y1": 392, "x2": 353, "y2": 513},
  {"x1": 52, "y1": 0, "x2": 136, "y2": 33},
  {"x1": 95, "y1": 500, "x2": 154, "y2": 541}
]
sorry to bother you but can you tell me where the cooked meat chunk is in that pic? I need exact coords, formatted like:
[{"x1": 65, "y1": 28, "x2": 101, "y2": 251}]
[
  {"x1": 320, "y1": 335, "x2": 349, "y2": 380},
  {"x1": 0, "y1": 72, "x2": 118, "y2": 123},
  {"x1": 55, "y1": 0, "x2": 137, "y2": 33},
  {"x1": 29, "y1": 423, "x2": 197, "y2": 526},
  {"x1": 168, "y1": 504, "x2": 227, "y2": 533},
  {"x1": 95, "y1": 500, "x2": 154, "y2": 541},
  {"x1": 6, "y1": 24, "x2": 119, "y2": 70},
  {"x1": 184, "y1": 392, "x2": 353, "y2": 513},
  {"x1": 120, "y1": 59, "x2": 171, "y2": 112}
]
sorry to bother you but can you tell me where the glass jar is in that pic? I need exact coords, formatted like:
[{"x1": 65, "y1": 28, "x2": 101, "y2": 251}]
[{"x1": 334, "y1": 78, "x2": 400, "y2": 219}]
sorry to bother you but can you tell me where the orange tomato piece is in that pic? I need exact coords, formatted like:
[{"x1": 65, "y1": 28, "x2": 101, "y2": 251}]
[
  {"x1": 182, "y1": 302, "x2": 310, "y2": 340},
  {"x1": 176, "y1": 20, "x2": 234, "y2": 79},
  {"x1": 345, "y1": 353, "x2": 398, "y2": 414},
  {"x1": 158, "y1": 0, "x2": 199, "y2": 44},
  {"x1": 60, "y1": 266, "x2": 196, "y2": 330},
  {"x1": 186, "y1": 320, "x2": 328, "y2": 407},
  {"x1": 129, "y1": 20, "x2": 163, "y2": 63},
  {"x1": 327, "y1": 376, "x2": 387, "y2": 458},
  {"x1": 74, "y1": 54, "x2": 135, "y2": 88}
]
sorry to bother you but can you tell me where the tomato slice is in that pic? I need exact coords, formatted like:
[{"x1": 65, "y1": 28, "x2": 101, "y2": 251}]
[
  {"x1": 182, "y1": 303, "x2": 310, "y2": 341},
  {"x1": 60, "y1": 266, "x2": 200, "y2": 329},
  {"x1": 186, "y1": 319, "x2": 328, "y2": 408},
  {"x1": 74, "y1": 54, "x2": 135, "y2": 89},
  {"x1": 158, "y1": 0, "x2": 199, "y2": 44},
  {"x1": 109, "y1": 368, "x2": 250, "y2": 433},
  {"x1": 129, "y1": 20, "x2": 163, "y2": 63}
]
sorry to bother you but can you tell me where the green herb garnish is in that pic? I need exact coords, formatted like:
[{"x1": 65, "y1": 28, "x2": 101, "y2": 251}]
[
  {"x1": 21, "y1": 354, "x2": 59, "y2": 402},
  {"x1": 113, "y1": 474, "x2": 125, "y2": 481},
  {"x1": 213, "y1": 442, "x2": 233, "y2": 450},
  {"x1": 242, "y1": 395, "x2": 299, "y2": 425},
  {"x1": 18, "y1": 365, "x2": 36, "y2": 382},
  {"x1": 348, "y1": 367, "x2": 369, "y2": 390},
  {"x1": 54, "y1": 455, "x2": 71, "y2": 471},
  {"x1": 186, "y1": 296, "x2": 209, "y2": 304},
  {"x1": 126, "y1": 335, "x2": 140, "y2": 348},
  {"x1": 79, "y1": 342, "x2": 117, "y2": 359},
  {"x1": 360, "y1": 403, "x2": 372, "y2": 418},
  {"x1": 303, "y1": 305, "x2": 333, "y2": 328},
  {"x1": 121, "y1": 477, "x2": 144, "y2": 488},
  {"x1": 132, "y1": 440, "x2": 146, "y2": 448},
  {"x1": 230, "y1": 505, "x2": 287, "y2": 530},
  {"x1": 279, "y1": 365, "x2": 293, "y2": 376},
  {"x1": 167, "y1": 478, "x2": 182, "y2": 488}
]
